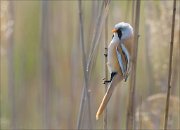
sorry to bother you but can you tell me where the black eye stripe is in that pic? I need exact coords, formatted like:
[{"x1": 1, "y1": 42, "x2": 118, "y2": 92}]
[{"x1": 117, "y1": 29, "x2": 122, "y2": 40}]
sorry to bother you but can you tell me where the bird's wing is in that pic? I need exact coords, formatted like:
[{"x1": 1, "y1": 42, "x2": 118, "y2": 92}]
[
  {"x1": 116, "y1": 43, "x2": 131, "y2": 81},
  {"x1": 116, "y1": 46, "x2": 126, "y2": 77},
  {"x1": 120, "y1": 43, "x2": 130, "y2": 81}
]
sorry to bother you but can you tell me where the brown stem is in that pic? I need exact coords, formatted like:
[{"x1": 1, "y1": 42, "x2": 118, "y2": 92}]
[
  {"x1": 126, "y1": 0, "x2": 141, "y2": 129},
  {"x1": 40, "y1": 1, "x2": 52, "y2": 128},
  {"x1": 164, "y1": 0, "x2": 176, "y2": 129},
  {"x1": 7, "y1": 1, "x2": 15, "y2": 129},
  {"x1": 77, "y1": 0, "x2": 92, "y2": 128},
  {"x1": 104, "y1": 0, "x2": 109, "y2": 129}
]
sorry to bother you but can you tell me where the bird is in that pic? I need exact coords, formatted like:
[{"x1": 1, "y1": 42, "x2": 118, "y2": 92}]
[{"x1": 96, "y1": 22, "x2": 134, "y2": 120}]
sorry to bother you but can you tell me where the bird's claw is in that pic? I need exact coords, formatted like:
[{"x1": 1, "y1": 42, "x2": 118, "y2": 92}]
[{"x1": 103, "y1": 80, "x2": 111, "y2": 84}]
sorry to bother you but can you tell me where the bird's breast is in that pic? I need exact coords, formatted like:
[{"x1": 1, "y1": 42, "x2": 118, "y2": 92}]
[{"x1": 107, "y1": 42, "x2": 121, "y2": 73}]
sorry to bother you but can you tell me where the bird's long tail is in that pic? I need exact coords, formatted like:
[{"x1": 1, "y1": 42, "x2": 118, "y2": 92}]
[{"x1": 96, "y1": 75, "x2": 121, "y2": 120}]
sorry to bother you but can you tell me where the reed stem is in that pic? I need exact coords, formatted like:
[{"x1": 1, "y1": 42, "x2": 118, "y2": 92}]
[
  {"x1": 41, "y1": 1, "x2": 52, "y2": 128},
  {"x1": 103, "y1": 1, "x2": 109, "y2": 129},
  {"x1": 126, "y1": 0, "x2": 141, "y2": 129},
  {"x1": 7, "y1": 1, "x2": 15, "y2": 129},
  {"x1": 164, "y1": 0, "x2": 176, "y2": 129},
  {"x1": 77, "y1": 0, "x2": 92, "y2": 128}
]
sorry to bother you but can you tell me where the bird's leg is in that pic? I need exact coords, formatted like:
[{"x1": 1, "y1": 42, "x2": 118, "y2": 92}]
[{"x1": 103, "y1": 72, "x2": 117, "y2": 84}]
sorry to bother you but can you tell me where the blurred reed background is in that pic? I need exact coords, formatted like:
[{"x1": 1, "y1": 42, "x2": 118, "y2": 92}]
[{"x1": 0, "y1": 0, "x2": 179, "y2": 129}]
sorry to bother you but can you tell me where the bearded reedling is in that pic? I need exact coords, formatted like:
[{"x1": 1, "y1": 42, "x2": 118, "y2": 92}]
[{"x1": 96, "y1": 22, "x2": 134, "y2": 120}]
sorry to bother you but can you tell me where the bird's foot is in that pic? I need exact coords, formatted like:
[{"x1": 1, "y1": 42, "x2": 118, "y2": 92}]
[
  {"x1": 104, "y1": 53, "x2": 107, "y2": 57},
  {"x1": 103, "y1": 78, "x2": 111, "y2": 84},
  {"x1": 103, "y1": 81, "x2": 111, "y2": 84}
]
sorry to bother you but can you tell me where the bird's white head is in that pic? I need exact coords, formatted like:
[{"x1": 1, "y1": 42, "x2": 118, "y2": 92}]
[{"x1": 112, "y1": 22, "x2": 133, "y2": 40}]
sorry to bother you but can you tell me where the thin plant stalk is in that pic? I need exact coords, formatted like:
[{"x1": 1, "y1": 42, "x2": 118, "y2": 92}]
[
  {"x1": 77, "y1": 0, "x2": 111, "y2": 128},
  {"x1": 126, "y1": 0, "x2": 141, "y2": 129},
  {"x1": 77, "y1": 0, "x2": 92, "y2": 128},
  {"x1": 41, "y1": 1, "x2": 52, "y2": 128},
  {"x1": 87, "y1": 0, "x2": 111, "y2": 73},
  {"x1": 164, "y1": 0, "x2": 176, "y2": 129},
  {"x1": 87, "y1": 1, "x2": 104, "y2": 81},
  {"x1": 145, "y1": 24, "x2": 154, "y2": 96},
  {"x1": 87, "y1": 1, "x2": 104, "y2": 71},
  {"x1": 104, "y1": 0, "x2": 109, "y2": 129},
  {"x1": 139, "y1": 96, "x2": 142, "y2": 129},
  {"x1": 7, "y1": 1, "x2": 15, "y2": 129}
]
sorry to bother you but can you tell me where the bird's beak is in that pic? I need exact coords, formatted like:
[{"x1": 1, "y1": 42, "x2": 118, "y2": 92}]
[{"x1": 112, "y1": 29, "x2": 117, "y2": 33}]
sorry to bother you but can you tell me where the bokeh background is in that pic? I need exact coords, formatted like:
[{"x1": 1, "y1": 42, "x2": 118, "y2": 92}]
[{"x1": 1, "y1": 0, "x2": 179, "y2": 129}]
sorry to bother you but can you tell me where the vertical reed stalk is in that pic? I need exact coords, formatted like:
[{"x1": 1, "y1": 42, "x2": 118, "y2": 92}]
[
  {"x1": 77, "y1": 0, "x2": 92, "y2": 128},
  {"x1": 86, "y1": 0, "x2": 110, "y2": 72},
  {"x1": 104, "y1": 1, "x2": 108, "y2": 129},
  {"x1": 164, "y1": 0, "x2": 176, "y2": 129},
  {"x1": 41, "y1": 1, "x2": 52, "y2": 128},
  {"x1": 139, "y1": 96, "x2": 142, "y2": 129},
  {"x1": 77, "y1": 0, "x2": 111, "y2": 128},
  {"x1": 126, "y1": 0, "x2": 141, "y2": 129},
  {"x1": 7, "y1": 1, "x2": 15, "y2": 129},
  {"x1": 145, "y1": 24, "x2": 154, "y2": 96},
  {"x1": 131, "y1": 0, "x2": 136, "y2": 26}
]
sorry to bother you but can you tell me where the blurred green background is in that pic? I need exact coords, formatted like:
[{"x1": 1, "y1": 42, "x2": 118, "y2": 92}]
[{"x1": 1, "y1": 0, "x2": 179, "y2": 129}]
